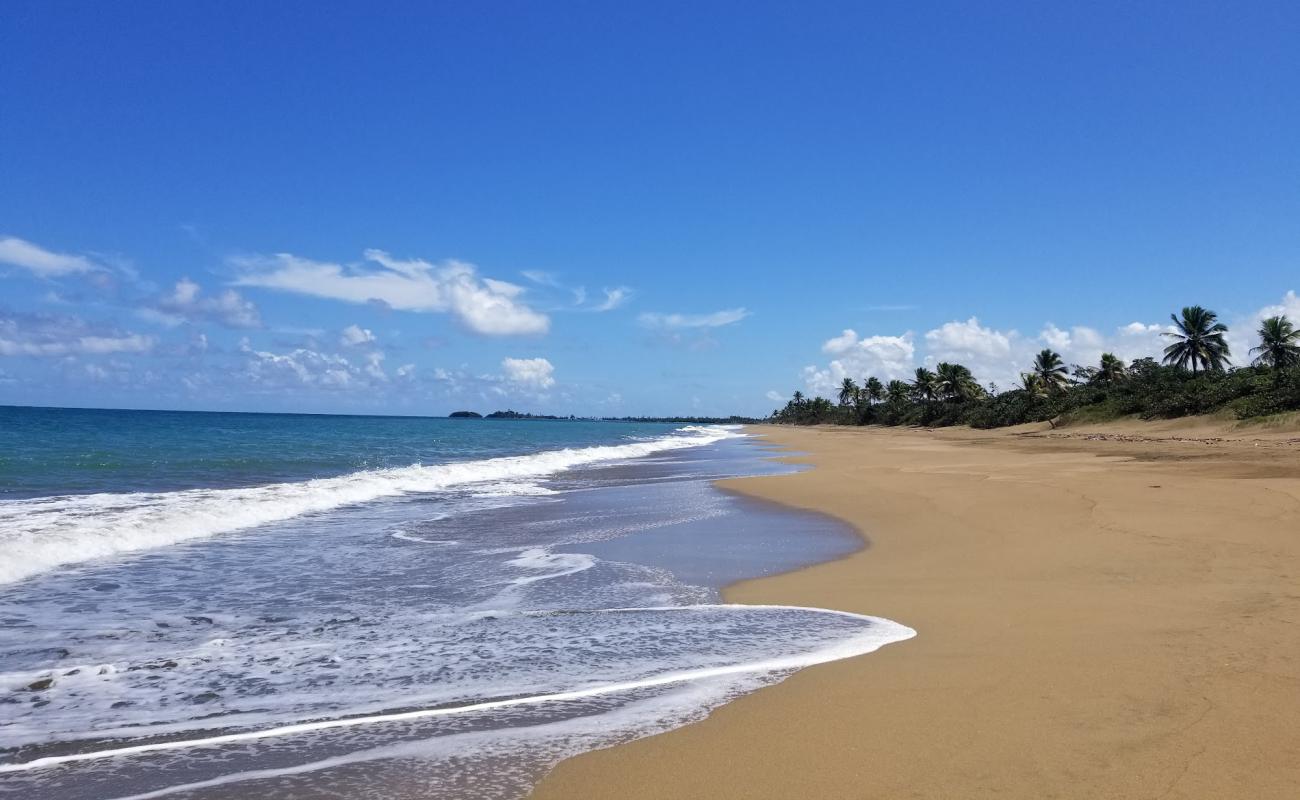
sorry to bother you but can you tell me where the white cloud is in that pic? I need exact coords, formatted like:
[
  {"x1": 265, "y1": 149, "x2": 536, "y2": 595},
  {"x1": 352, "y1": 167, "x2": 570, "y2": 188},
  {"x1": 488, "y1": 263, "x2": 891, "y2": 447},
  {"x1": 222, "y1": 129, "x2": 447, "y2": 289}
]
[
  {"x1": 521, "y1": 270, "x2": 562, "y2": 288},
  {"x1": 802, "y1": 329, "x2": 917, "y2": 396},
  {"x1": 797, "y1": 313, "x2": 1189, "y2": 397},
  {"x1": 924, "y1": 317, "x2": 1014, "y2": 361},
  {"x1": 638, "y1": 308, "x2": 750, "y2": 329},
  {"x1": 240, "y1": 341, "x2": 389, "y2": 390},
  {"x1": 591, "y1": 287, "x2": 632, "y2": 312},
  {"x1": 363, "y1": 351, "x2": 387, "y2": 381},
  {"x1": 232, "y1": 250, "x2": 549, "y2": 336},
  {"x1": 339, "y1": 324, "x2": 377, "y2": 347},
  {"x1": 521, "y1": 270, "x2": 632, "y2": 314},
  {"x1": 0, "y1": 311, "x2": 154, "y2": 356},
  {"x1": 1227, "y1": 290, "x2": 1300, "y2": 365},
  {"x1": 765, "y1": 390, "x2": 785, "y2": 403},
  {"x1": 501, "y1": 357, "x2": 555, "y2": 389},
  {"x1": 151, "y1": 278, "x2": 262, "y2": 329},
  {"x1": 0, "y1": 236, "x2": 101, "y2": 277}
]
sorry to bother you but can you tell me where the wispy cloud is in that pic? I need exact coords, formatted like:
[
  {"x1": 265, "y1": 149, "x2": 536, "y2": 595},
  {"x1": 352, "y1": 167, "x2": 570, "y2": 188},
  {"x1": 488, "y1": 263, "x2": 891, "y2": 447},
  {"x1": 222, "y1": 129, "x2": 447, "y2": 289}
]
[
  {"x1": 520, "y1": 270, "x2": 563, "y2": 288},
  {"x1": 521, "y1": 270, "x2": 633, "y2": 313},
  {"x1": 637, "y1": 308, "x2": 750, "y2": 329},
  {"x1": 0, "y1": 310, "x2": 154, "y2": 356},
  {"x1": 232, "y1": 249, "x2": 549, "y2": 336},
  {"x1": 590, "y1": 287, "x2": 632, "y2": 312},
  {"x1": 0, "y1": 236, "x2": 102, "y2": 278},
  {"x1": 865, "y1": 303, "x2": 918, "y2": 312}
]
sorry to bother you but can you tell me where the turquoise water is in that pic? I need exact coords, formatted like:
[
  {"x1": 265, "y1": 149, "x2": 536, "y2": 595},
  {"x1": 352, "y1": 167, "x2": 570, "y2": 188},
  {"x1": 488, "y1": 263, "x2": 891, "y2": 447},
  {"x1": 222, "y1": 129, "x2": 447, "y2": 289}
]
[{"x1": 0, "y1": 406, "x2": 683, "y2": 497}]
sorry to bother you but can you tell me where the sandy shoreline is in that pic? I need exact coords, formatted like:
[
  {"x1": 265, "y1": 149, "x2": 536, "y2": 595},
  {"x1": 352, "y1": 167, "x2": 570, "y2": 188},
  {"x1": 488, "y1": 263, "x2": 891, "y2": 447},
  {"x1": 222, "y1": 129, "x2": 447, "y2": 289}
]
[{"x1": 534, "y1": 422, "x2": 1300, "y2": 798}]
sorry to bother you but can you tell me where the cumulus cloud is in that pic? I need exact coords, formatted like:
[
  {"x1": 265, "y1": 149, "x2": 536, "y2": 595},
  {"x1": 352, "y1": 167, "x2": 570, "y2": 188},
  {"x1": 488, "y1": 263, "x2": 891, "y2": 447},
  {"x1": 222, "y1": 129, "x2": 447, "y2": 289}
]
[
  {"x1": 238, "y1": 339, "x2": 388, "y2": 390},
  {"x1": 232, "y1": 250, "x2": 549, "y2": 336},
  {"x1": 1226, "y1": 290, "x2": 1300, "y2": 365},
  {"x1": 339, "y1": 324, "x2": 376, "y2": 347},
  {"x1": 501, "y1": 357, "x2": 556, "y2": 389},
  {"x1": 802, "y1": 329, "x2": 918, "y2": 396},
  {"x1": 798, "y1": 314, "x2": 1188, "y2": 396},
  {"x1": 924, "y1": 317, "x2": 1014, "y2": 362},
  {"x1": 638, "y1": 308, "x2": 750, "y2": 329},
  {"x1": 0, "y1": 236, "x2": 101, "y2": 277},
  {"x1": 0, "y1": 311, "x2": 154, "y2": 356},
  {"x1": 149, "y1": 278, "x2": 262, "y2": 329}
]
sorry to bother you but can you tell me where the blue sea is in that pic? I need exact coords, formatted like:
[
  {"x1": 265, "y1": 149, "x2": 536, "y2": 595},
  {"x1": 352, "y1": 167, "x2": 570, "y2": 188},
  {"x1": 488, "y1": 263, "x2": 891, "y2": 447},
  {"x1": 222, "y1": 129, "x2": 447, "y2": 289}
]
[{"x1": 0, "y1": 407, "x2": 912, "y2": 799}]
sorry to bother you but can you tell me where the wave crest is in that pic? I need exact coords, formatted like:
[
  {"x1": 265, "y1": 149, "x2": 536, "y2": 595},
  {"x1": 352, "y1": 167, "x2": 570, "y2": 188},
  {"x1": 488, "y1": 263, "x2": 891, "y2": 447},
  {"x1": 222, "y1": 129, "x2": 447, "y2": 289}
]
[{"x1": 0, "y1": 426, "x2": 739, "y2": 585}]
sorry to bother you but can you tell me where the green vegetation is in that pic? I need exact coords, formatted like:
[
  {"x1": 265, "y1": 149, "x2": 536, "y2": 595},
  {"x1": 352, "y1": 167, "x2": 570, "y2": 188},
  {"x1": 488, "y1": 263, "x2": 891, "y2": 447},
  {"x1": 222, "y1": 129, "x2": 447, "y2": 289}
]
[
  {"x1": 1162, "y1": 305, "x2": 1230, "y2": 374},
  {"x1": 485, "y1": 410, "x2": 573, "y2": 420},
  {"x1": 771, "y1": 309, "x2": 1300, "y2": 429},
  {"x1": 1251, "y1": 315, "x2": 1300, "y2": 369}
]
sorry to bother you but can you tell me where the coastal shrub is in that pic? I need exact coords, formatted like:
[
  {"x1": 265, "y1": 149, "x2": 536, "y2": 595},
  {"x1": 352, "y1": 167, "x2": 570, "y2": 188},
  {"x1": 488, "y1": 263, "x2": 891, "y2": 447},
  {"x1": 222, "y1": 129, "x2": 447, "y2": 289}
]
[
  {"x1": 771, "y1": 356, "x2": 1300, "y2": 430},
  {"x1": 769, "y1": 306, "x2": 1300, "y2": 434}
]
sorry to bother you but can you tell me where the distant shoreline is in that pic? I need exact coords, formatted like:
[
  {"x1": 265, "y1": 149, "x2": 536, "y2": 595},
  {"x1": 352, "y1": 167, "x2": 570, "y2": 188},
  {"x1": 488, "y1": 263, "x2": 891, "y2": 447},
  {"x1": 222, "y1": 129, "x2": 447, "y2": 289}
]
[
  {"x1": 448, "y1": 408, "x2": 763, "y2": 424},
  {"x1": 0, "y1": 403, "x2": 761, "y2": 424}
]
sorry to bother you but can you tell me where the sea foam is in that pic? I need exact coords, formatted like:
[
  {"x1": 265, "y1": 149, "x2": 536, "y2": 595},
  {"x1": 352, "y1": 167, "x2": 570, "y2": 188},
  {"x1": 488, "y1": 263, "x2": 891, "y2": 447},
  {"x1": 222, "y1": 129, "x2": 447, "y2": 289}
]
[{"x1": 0, "y1": 425, "x2": 738, "y2": 585}]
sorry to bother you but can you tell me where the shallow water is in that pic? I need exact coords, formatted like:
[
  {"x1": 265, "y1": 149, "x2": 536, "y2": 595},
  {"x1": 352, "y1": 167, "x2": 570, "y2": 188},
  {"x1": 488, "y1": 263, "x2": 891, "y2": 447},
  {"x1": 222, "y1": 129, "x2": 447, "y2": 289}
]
[{"x1": 0, "y1": 411, "x2": 913, "y2": 798}]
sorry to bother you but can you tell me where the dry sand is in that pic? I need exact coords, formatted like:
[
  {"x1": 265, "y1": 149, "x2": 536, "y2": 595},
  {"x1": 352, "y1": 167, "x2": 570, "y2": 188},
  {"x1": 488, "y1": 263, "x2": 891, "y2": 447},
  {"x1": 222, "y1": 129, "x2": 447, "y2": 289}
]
[{"x1": 533, "y1": 421, "x2": 1300, "y2": 799}]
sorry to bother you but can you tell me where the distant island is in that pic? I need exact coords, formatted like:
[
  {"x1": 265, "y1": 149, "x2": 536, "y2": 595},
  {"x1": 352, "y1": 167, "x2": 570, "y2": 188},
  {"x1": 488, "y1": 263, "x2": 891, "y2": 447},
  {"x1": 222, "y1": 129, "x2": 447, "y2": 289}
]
[{"x1": 447, "y1": 411, "x2": 483, "y2": 418}]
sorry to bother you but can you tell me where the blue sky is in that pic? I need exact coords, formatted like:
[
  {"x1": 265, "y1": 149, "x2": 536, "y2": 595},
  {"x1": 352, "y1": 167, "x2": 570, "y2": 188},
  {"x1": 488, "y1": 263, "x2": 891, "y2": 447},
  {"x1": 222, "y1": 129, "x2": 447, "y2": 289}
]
[{"x1": 2, "y1": 1, "x2": 1298, "y2": 416}]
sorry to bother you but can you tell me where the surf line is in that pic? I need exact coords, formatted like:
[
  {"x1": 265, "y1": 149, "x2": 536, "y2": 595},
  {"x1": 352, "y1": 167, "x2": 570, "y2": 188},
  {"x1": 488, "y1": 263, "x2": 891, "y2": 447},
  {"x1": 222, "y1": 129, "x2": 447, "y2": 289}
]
[{"x1": 0, "y1": 604, "x2": 915, "y2": 774}]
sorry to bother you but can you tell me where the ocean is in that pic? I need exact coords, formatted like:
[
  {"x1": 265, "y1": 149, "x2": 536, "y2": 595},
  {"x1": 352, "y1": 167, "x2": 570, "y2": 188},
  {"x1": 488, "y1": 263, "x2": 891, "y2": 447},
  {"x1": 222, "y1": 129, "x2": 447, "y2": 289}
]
[{"x1": 0, "y1": 406, "x2": 913, "y2": 799}]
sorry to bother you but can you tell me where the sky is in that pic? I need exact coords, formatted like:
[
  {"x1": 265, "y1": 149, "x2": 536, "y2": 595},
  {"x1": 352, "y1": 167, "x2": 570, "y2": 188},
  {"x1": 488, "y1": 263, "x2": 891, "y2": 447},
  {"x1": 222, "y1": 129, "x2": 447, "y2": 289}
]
[{"x1": 2, "y1": 1, "x2": 1298, "y2": 417}]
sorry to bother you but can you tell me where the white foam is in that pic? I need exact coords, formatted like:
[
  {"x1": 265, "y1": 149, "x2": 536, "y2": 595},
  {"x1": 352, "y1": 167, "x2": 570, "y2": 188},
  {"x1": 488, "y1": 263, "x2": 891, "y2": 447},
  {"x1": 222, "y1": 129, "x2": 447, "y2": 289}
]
[
  {"x1": 0, "y1": 426, "x2": 739, "y2": 585},
  {"x1": 503, "y1": 548, "x2": 596, "y2": 586},
  {"x1": 389, "y1": 531, "x2": 457, "y2": 545},
  {"x1": 0, "y1": 604, "x2": 913, "y2": 775}
]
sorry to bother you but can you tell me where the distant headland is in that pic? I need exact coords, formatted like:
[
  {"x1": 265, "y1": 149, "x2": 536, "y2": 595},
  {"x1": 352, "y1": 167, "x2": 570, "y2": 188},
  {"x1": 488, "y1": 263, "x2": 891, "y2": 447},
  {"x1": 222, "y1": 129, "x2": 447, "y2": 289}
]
[{"x1": 448, "y1": 410, "x2": 761, "y2": 424}]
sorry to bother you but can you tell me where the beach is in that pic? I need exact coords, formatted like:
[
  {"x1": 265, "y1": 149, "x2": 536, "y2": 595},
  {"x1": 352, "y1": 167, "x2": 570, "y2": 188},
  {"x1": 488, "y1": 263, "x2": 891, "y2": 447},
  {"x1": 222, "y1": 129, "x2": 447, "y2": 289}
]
[{"x1": 535, "y1": 421, "x2": 1300, "y2": 798}]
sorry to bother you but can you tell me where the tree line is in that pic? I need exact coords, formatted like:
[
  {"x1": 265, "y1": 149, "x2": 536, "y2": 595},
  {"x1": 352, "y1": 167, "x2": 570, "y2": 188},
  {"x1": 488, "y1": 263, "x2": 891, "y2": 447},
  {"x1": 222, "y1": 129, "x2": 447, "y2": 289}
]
[{"x1": 771, "y1": 306, "x2": 1300, "y2": 428}]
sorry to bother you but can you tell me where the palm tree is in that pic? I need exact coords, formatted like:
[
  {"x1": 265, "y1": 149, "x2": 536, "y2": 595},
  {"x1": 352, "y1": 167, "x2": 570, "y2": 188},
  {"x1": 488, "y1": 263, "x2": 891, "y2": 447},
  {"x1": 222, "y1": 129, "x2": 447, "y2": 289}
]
[
  {"x1": 863, "y1": 376, "x2": 885, "y2": 403},
  {"x1": 1019, "y1": 372, "x2": 1047, "y2": 397},
  {"x1": 1032, "y1": 349, "x2": 1069, "y2": 393},
  {"x1": 935, "y1": 362, "x2": 980, "y2": 401},
  {"x1": 809, "y1": 396, "x2": 833, "y2": 422},
  {"x1": 837, "y1": 377, "x2": 859, "y2": 407},
  {"x1": 910, "y1": 367, "x2": 939, "y2": 402},
  {"x1": 885, "y1": 379, "x2": 910, "y2": 403},
  {"x1": 1093, "y1": 352, "x2": 1127, "y2": 384},
  {"x1": 1250, "y1": 315, "x2": 1300, "y2": 369},
  {"x1": 791, "y1": 390, "x2": 805, "y2": 411},
  {"x1": 1163, "y1": 306, "x2": 1231, "y2": 374}
]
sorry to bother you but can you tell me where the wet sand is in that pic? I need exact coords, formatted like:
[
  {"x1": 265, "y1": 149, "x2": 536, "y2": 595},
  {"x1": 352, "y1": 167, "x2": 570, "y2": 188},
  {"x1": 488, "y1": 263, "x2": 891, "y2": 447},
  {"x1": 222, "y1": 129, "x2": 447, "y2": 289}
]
[{"x1": 534, "y1": 421, "x2": 1300, "y2": 798}]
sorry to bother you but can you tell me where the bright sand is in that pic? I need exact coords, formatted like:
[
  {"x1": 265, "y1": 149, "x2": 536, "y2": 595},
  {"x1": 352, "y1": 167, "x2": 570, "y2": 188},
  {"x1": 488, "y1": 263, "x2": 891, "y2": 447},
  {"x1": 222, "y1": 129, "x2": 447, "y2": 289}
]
[{"x1": 534, "y1": 421, "x2": 1300, "y2": 798}]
